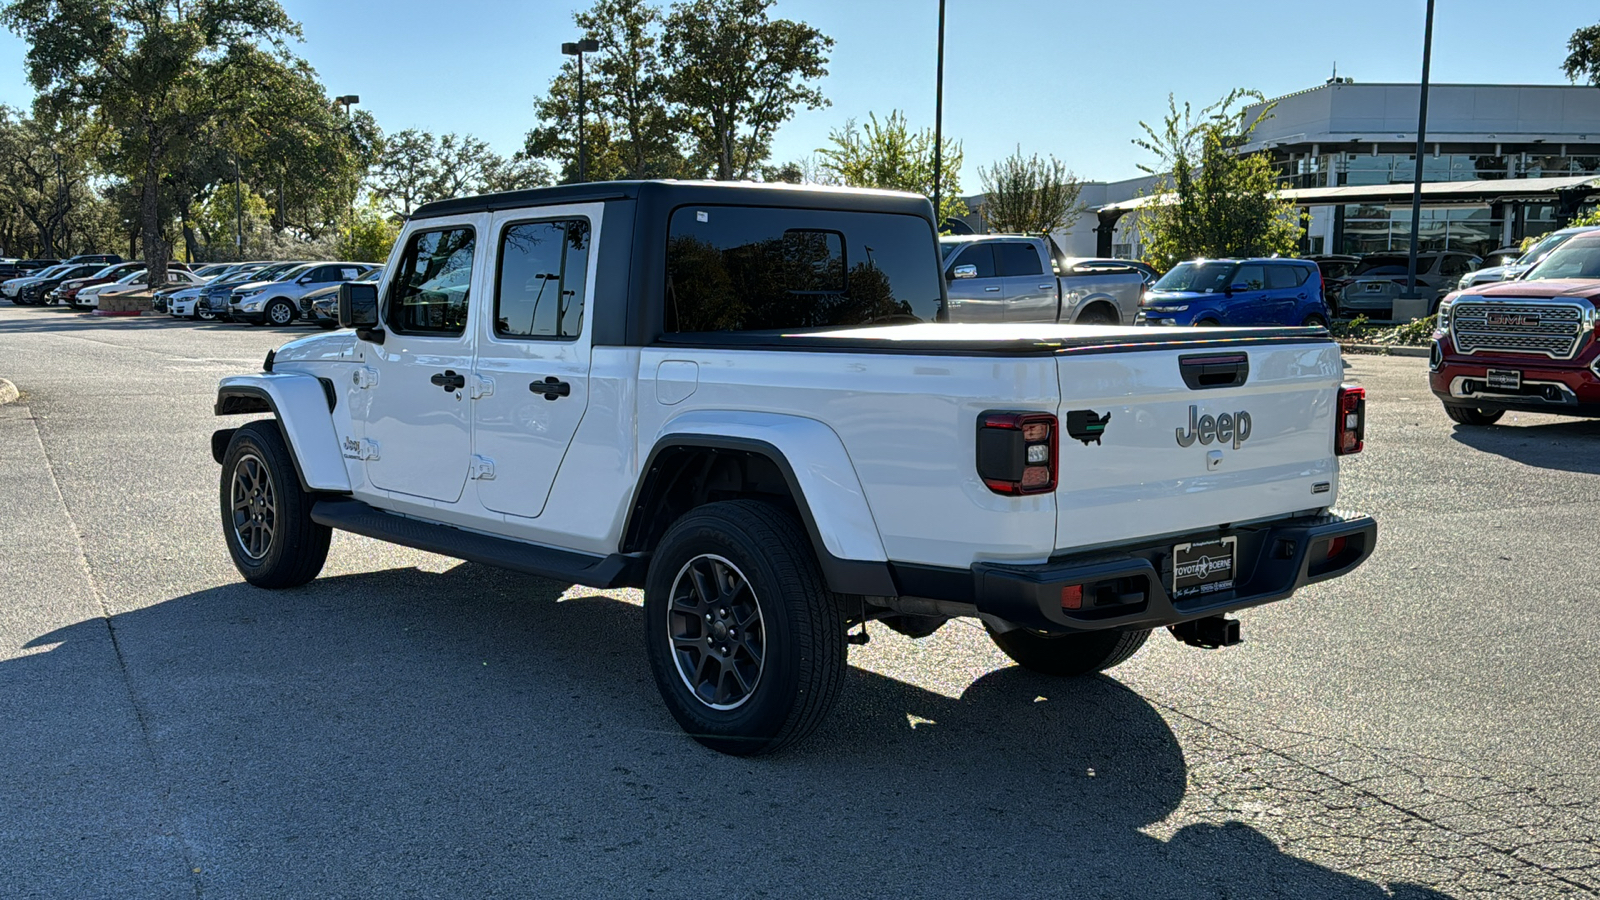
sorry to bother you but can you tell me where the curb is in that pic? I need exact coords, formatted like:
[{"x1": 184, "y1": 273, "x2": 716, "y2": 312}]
[
  {"x1": 0, "y1": 378, "x2": 17, "y2": 406},
  {"x1": 1340, "y1": 343, "x2": 1430, "y2": 358}
]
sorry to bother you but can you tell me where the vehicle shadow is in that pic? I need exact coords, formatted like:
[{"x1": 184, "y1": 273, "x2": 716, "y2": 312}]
[
  {"x1": 1450, "y1": 417, "x2": 1600, "y2": 475},
  {"x1": 0, "y1": 563, "x2": 1454, "y2": 899}
]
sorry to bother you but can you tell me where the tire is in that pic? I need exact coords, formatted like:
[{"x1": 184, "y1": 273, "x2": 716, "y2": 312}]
[
  {"x1": 1302, "y1": 313, "x2": 1329, "y2": 328},
  {"x1": 265, "y1": 298, "x2": 295, "y2": 326},
  {"x1": 1075, "y1": 305, "x2": 1120, "y2": 326},
  {"x1": 219, "y1": 421, "x2": 331, "y2": 589},
  {"x1": 316, "y1": 320, "x2": 337, "y2": 329},
  {"x1": 1196, "y1": 318, "x2": 1221, "y2": 327},
  {"x1": 1443, "y1": 404, "x2": 1504, "y2": 426},
  {"x1": 196, "y1": 306, "x2": 217, "y2": 321},
  {"x1": 986, "y1": 627, "x2": 1151, "y2": 677},
  {"x1": 644, "y1": 500, "x2": 847, "y2": 756}
]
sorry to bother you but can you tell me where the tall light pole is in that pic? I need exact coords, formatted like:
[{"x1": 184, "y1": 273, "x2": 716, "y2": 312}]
[
  {"x1": 1402, "y1": 0, "x2": 1435, "y2": 304},
  {"x1": 562, "y1": 39, "x2": 600, "y2": 183},
  {"x1": 931, "y1": 0, "x2": 947, "y2": 231},
  {"x1": 335, "y1": 95, "x2": 360, "y2": 252}
]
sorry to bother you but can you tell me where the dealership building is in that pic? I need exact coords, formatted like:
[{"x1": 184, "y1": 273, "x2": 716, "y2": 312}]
[{"x1": 972, "y1": 80, "x2": 1600, "y2": 261}]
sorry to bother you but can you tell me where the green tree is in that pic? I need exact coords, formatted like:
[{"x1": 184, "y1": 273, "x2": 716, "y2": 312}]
[
  {"x1": 579, "y1": 0, "x2": 684, "y2": 178},
  {"x1": 335, "y1": 197, "x2": 399, "y2": 264},
  {"x1": 1564, "y1": 22, "x2": 1600, "y2": 85},
  {"x1": 662, "y1": 0, "x2": 831, "y2": 180},
  {"x1": 3, "y1": 0, "x2": 302, "y2": 282},
  {"x1": 978, "y1": 146, "x2": 1085, "y2": 235},
  {"x1": 371, "y1": 128, "x2": 438, "y2": 216},
  {"x1": 1131, "y1": 90, "x2": 1303, "y2": 269},
  {"x1": 816, "y1": 111, "x2": 965, "y2": 222},
  {"x1": 193, "y1": 181, "x2": 270, "y2": 259},
  {"x1": 0, "y1": 106, "x2": 105, "y2": 256}
]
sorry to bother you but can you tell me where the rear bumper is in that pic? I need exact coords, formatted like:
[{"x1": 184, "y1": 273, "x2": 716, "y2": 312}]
[{"x1": 891, "y1": 512, "x2": 1376, "y2": 633}]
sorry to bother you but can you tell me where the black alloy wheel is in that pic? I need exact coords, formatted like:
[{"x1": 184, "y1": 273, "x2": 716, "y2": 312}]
[
  {"x1": 220, "y1": 421, "x2": 331, "y2": 588},
  {"x1": 667, "y1": 554, "x2": 766, "y2": 710},
  {"x1": 644, "y1": 500, "x2": 847, "y2": 755}
]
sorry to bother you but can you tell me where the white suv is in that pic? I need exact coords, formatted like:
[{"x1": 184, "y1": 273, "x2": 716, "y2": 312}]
[{"x1": 231, "y1": 262, "x2": 374, "y2": 325}]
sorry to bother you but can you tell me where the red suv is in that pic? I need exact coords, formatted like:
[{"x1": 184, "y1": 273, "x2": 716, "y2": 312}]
[{"x1": 1430, "y1": 231, "x2": 1600, "y2": 425}]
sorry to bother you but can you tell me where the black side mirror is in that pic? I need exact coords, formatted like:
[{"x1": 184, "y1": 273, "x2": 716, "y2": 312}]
[{"x1": 339, "y1": 282, "x2": 379, "y2": 333}]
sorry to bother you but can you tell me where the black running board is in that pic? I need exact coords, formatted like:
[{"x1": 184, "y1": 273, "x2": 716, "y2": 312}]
[{"x1": 311, "y1": 498, "x2": 644, "y2": 588}]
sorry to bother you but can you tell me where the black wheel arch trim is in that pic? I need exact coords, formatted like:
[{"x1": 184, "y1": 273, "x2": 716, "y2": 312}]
[
  {"x1": 623, "y1": 435, "x2": 897, "y2": 597},
  {"x1": 212, "y1": 384, "x2": 339, "y2": 495}
]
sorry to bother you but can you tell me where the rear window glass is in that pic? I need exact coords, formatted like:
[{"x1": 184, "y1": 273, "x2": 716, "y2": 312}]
[
  {"x1": 664, "y1": 206, "x2": 942, "y2": 333},
  {"x1": 995, "y1": 242, "x2": 1043, "y2": 277}
]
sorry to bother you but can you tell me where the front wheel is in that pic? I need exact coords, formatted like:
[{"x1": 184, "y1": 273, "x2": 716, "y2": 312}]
[
  {"x1": 1444, "y1": 404, "x2": 1504, "y2": 426},
  {"x1": 644, "y1": 500, "x2": 847, "y2": 755},
  {"x1": 265, "y1": 298, "x2": 296, "y2": 326},
  {"x1": 220, "y1": 421, "x2": 331, "y2": 588},
  {"x1": 986, "y1": 627, "x2": 1151, "y2": 677},
  {"x1": 196, "y1": 307, "x2": 216, "y2": 321},
  {"x1": 1195, "y1": 318, "x2": 1221, "y2": 327}
]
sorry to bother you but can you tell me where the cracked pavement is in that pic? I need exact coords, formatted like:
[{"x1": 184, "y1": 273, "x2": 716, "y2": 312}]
[{"x1": 0, "y1": 306, "x2": 1596, "y2": 898}]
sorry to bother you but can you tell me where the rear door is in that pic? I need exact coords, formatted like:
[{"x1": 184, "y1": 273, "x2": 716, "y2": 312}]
[
  {"x1": 1263, "y1": 263, "x2": 1304, "y2": 324},
  {"x1": 1224, "y1": 263, "x2": 1269, "y2": 324},
  {"x1": 361, "y1": 217, "x2": 485, "y2": 504},
  {"x1": 470, "y1": 205, "x2": 599, "y2": 519},
  {"x1": 995, "y1": 241, "x2": 1058, "y2": 322},
  {"x1": 1053, "y1": 341, "x2": 1342, "y2": 551},
  {"x1": 944, "y1": 243, "x2": 1006, "y2": 321}
]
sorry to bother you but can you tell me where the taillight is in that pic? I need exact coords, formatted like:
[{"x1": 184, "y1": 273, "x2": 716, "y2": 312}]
[
  {"x1": 976, "y1": 411, "x2": 1058, "y2": 495},
  {"x1": 1336, "y1": 385, "x2": 1365, "y2": 455}
]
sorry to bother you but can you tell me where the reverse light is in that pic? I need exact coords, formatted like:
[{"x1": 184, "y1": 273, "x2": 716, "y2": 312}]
[
  {"x1": 976, "y1": 411, "x2": 1059, "y2": 495},
  {"x1": 1336, "y1": 385, "x2": 1365, "y2": 456}
]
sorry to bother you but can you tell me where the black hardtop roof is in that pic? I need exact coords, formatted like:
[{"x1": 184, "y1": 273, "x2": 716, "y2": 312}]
[{"x1": 408, "y1": 179, "x2": 936, "y2": 221}]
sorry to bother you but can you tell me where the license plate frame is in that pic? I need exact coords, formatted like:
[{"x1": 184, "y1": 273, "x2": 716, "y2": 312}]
[
  {"x1": 1486, "y1": 368, "x2": 1522, "y2": 391},
  {"x1": 1171, "y1": 536, "x2": 1237, "y2": 600}
]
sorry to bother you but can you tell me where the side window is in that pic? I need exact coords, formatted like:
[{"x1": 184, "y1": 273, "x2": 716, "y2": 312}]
[
  {"x1": 995, "y1": 242, "x2": 1044, "y2": 277},
  {"x1": 387, "y1": 227, "x2": 475, "y2": 336},
  {"x1": 952, "y1": 244, "x2": 996, "y2": 278},
  {"x1": 494, "y1": 218, "x2": 591, "y2": 339},
  {"x1": 1265, "y1": 265, "x2": 1300, "y2": 289},
  {"x1": 1235, "y1": 265, "x2": 1266, "y2": 290}
]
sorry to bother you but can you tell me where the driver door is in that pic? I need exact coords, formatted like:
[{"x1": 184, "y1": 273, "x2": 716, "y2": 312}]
[{"x1": 361, "y1": 215, "x2": 486, "y2": 504}]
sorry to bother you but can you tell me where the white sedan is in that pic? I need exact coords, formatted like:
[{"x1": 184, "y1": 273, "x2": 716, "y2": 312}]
[{"x1": 75, "y1": 269, "x2": 205, "y2": 309}]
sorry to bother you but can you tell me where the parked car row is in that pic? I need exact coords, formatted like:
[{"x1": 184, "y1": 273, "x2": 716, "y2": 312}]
[{"x1": 3, "y1": 256, "x2": 381, "y2": 327}]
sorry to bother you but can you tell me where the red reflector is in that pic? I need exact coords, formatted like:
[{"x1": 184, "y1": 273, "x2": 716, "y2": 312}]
[
  {"x1": 1326, "y1": 536, "x2": 1347, "y2": 560},
  {"x1": 1061, "y1": 585, "x2": 1083, "y2": 610}
]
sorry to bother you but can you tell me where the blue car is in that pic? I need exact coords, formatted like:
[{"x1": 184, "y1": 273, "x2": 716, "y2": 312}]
[{"x1": 1136, "y1": 258, "x2": 1329, "y2": 327}]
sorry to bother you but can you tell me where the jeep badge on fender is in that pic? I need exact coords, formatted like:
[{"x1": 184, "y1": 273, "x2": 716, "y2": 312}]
[{"x1": 1176, "y1": 405, "x2": 1252, "y2": 449}]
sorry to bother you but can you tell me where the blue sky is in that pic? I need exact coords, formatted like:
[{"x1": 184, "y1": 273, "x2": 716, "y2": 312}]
[{"x1": 0, "y1": 0, "x2": 1595, "y2": 189}]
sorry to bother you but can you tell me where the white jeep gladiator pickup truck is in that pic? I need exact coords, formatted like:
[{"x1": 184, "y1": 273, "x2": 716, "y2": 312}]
[{"x1": 211, "y1": 180, "x2": 1376, "y2": 755}]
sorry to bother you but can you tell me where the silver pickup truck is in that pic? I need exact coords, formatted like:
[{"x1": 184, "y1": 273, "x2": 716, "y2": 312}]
[{"x1": 940, "y1": 234, "x2": 1148, "y2": 325}]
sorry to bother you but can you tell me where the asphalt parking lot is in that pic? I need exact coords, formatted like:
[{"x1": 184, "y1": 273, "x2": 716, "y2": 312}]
[{"x1": 1, "y1": 304, "x2": 1597, "y2": 899}]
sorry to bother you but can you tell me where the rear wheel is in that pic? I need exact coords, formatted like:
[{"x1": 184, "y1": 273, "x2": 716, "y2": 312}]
[
  {"x1": 220, "y1": 421, "x2": 331, "y2": 588},
  {"x1": 986, "y1": 627, "x2": 1151, "y2": 677},
  {"x1": 1075, "y1": 305, "x2": 1120, "y2": 325},
  {"x1": 644, "y1": 500, "x2": 847, "y2": 756},
  {"x1": 1444, "y1": 404, "x2": 1504, "y2": 426},
  {"x1": 1302, "y1": 313, "x2": 1329, "y2": 328}
]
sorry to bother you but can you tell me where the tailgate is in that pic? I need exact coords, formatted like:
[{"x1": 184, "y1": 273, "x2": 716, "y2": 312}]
[{"x1": 1054, "y1": 341, "x2": 1343, "y2": 551}]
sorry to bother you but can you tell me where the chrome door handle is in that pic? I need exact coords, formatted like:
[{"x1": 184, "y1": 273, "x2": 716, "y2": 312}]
[
  {"x1": 1038, "y1": 284, "x2": 1054, "y2": 290},
  {"x1": 984, "y1": 286, "x2": 1001, "y2": 292}
]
